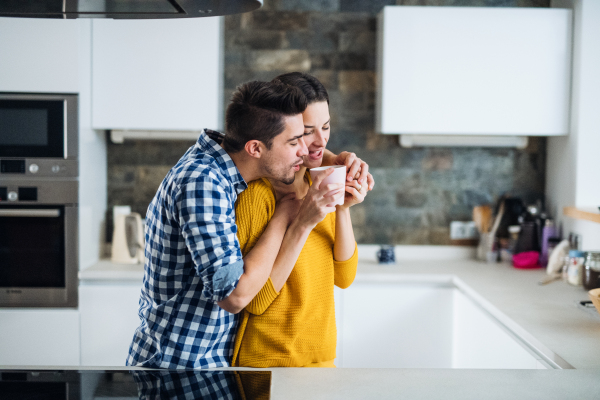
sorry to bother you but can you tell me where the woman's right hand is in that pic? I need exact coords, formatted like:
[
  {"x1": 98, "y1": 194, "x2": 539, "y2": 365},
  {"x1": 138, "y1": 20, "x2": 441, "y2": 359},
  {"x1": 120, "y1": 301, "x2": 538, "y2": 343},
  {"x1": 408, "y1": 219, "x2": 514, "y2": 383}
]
[{"x1": 294, "y1": 169, "x2": 344, "y2": 230}]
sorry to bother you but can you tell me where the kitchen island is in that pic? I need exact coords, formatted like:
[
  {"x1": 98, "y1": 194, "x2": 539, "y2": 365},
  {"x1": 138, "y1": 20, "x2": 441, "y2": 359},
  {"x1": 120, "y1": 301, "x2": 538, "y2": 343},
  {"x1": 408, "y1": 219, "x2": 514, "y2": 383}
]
[
  {"x1": 78, "y1": 245, "x2": 600, "y2": 370},
  {"x1": 3, "y1": 246, "x2": 600, "y2": 398}
]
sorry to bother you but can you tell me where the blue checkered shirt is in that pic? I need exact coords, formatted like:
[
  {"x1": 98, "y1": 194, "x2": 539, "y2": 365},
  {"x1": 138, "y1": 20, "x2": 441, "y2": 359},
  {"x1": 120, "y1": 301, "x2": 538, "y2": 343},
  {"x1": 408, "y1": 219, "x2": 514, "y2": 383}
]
[{"x1": 126, "y1": 129, "x2": 247, "y2": 369}]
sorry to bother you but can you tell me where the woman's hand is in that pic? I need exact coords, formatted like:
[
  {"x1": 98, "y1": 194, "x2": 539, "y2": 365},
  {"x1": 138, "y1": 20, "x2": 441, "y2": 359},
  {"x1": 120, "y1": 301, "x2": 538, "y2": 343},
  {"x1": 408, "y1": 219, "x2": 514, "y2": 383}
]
[
  {"x1": 330, "y1": 151, "x2": 375, "y2": 191},
  {"x1": 337, "y1": 179, "x2": 367, "y2": 210},
  {"x1": 272, "y1": 193, "x2": 302, "y2": 227}
]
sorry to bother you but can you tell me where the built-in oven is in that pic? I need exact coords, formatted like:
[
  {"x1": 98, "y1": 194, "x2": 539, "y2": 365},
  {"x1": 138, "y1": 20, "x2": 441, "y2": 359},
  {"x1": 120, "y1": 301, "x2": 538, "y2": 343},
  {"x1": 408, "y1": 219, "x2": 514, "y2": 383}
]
[
  {"x1": 0, "y1": 180, "x2": 78, "y2": 307},
  {"x1": 0, "y1": 93, "x2": 78, "y2": 178}
]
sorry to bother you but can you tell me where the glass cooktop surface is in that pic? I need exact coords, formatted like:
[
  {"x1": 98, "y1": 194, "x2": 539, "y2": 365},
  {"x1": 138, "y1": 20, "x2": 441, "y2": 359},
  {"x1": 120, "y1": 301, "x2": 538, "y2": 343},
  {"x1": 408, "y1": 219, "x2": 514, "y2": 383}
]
[{"x1": 0, "y1": 369, "x2": 271, "y2": 400}]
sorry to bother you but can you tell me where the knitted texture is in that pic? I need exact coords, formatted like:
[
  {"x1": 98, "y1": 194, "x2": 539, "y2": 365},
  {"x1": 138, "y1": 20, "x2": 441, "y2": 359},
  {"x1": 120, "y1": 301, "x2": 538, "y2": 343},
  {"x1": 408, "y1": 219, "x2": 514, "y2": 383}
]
[{"x1": 232, "y1": 172, "x2": 358, "y2": 367}]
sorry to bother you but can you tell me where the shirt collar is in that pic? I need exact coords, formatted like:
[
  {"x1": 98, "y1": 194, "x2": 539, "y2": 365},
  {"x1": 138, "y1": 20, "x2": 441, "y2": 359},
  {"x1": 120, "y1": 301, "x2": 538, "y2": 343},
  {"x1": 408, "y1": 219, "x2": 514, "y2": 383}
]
[{"x1": 197, "y1": 129, "x2": 247, "y2": 194}]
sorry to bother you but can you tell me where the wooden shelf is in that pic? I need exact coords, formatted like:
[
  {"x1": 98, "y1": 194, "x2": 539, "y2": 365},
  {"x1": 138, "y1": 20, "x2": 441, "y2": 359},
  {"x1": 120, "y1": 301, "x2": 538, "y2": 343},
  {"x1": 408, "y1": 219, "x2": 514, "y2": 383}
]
[{"x1": 563, "y1": 207, "x2": 600, "y2": 224}]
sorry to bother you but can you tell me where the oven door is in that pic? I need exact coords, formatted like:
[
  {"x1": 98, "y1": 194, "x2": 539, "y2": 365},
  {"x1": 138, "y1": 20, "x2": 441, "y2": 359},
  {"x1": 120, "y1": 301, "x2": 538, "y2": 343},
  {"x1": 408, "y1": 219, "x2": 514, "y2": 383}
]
[
  {"x1": 0, "y1": 93, "x2": 78, "y2": 160},
  {"x1": 0, "y1": 205, "x2": 78, "y2": 307}
]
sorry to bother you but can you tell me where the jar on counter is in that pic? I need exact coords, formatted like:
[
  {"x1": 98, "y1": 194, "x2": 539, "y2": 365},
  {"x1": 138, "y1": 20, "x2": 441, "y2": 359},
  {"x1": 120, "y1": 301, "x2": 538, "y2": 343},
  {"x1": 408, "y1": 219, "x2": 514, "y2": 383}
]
[
  {"x1": 582, "y1": 251, "x2": 600, "y2": 290},
  {"x1": 567, "y1": 250, "x2": 586, "y2": 286}
]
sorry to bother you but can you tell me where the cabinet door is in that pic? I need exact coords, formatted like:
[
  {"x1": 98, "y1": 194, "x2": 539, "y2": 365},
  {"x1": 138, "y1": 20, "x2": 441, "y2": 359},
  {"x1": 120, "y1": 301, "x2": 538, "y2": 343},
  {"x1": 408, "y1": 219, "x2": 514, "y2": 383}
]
[
  {"x1": 0, "y1": 310, "x2": 80, "y2": 366},
  {"x1": 340, "y1": 282, "x2": 454, "y2": 368},
  {"x1": 377, "y1": 7, "x2": 571, "y2": 136},
  {"x1": 452, "y1": 290, "x2": 542, "y2": 369},
  {"x1": 79, "y1": 283, "x2": 142, "y2": 366},
  {"x1": 91, "y1": 18, "x2": 222, "y2": 131},
  {"x1": 0, "y1": 17, "x2": 79, "y2": 93}
]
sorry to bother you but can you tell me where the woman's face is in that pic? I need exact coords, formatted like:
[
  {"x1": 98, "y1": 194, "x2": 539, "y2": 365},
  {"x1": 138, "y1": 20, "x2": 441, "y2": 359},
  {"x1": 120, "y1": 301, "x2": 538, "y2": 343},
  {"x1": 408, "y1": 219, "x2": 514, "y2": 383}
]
[{"x1": 301, "y1": 101, "x2": 330, "y2": 170}]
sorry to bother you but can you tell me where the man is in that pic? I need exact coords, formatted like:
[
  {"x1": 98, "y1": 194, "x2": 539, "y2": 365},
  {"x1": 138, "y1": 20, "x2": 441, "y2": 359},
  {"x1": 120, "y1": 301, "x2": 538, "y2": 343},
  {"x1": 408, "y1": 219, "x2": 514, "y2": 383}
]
[{"x1": 126, "y1": 80, "x2": 371, "y2": 369}]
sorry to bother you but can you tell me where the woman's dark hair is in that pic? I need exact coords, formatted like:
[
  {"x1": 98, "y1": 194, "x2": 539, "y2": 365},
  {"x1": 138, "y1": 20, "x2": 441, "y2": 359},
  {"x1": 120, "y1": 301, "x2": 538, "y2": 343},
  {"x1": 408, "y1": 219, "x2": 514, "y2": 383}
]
[
  {"x1": 272, "y1": 72, "x2": 329, "y2": 105},
  {"x1": 223, "y1": 80, "x2": 307, "y2": 153}
]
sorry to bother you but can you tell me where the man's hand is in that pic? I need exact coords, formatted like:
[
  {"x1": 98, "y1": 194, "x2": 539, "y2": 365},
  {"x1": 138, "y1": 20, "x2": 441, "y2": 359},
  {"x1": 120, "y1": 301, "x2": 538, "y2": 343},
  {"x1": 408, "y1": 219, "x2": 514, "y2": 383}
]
[
  {"x1": 272, "y1": 193, "x2": 302, "y2": 227},
  {"x1": 323, "y1": 150, "x2": 375, "y2": 191},
  {"x1": 294, "y1": 168, "x2": 344, "y2": 230}
]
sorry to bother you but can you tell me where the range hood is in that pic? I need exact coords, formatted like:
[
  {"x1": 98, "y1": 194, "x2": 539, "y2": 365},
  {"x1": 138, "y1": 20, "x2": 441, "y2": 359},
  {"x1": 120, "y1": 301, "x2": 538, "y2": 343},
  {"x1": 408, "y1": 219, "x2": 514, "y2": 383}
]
[{"x1": 0, "y1": 0, "x2": 262, "y2": 19}]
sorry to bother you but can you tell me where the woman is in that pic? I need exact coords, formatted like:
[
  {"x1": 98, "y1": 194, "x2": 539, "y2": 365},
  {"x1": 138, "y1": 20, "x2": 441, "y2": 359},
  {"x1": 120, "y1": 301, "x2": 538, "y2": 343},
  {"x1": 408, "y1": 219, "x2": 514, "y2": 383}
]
[{"x1": 232, "y1": 72, "x2": 367, "y2": 368}]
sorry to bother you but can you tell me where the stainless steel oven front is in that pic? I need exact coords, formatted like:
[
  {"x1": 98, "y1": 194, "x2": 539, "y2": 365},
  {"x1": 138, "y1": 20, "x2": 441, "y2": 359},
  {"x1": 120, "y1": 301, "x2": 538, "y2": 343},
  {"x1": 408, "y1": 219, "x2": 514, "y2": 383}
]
[
  {"x1": 0, "y1": 93, "x2": 78, "y2": 178},
  {"x1": 0, "y1": 180, "x2": 78, "y2": 307}
]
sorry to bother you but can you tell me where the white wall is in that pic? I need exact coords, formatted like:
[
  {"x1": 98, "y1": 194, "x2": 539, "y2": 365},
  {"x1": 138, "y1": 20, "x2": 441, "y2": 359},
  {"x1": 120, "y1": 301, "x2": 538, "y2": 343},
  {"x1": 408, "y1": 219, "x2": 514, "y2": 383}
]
[
  {"x1": 78, "y1": 20, "x2": 108, "y2": 270},
  {"x1": 548, "y1": 0, "x2": 600, "y2": 248}
]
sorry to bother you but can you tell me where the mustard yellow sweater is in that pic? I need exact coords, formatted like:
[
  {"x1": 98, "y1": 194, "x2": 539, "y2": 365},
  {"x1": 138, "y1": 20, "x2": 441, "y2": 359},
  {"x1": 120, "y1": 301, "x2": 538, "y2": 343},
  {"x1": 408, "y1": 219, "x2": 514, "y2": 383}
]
[{"x1": 232, "y1": 173, "x2": 358, "y2": 367}]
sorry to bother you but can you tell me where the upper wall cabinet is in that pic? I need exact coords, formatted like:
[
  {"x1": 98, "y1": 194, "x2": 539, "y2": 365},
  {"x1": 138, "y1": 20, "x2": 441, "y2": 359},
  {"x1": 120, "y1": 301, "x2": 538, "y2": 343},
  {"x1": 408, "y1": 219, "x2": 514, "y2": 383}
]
[
  {"x1": 376, "y1": 7, "x2": 573, "y2": 136},
  {"x1": 91, "y1": 18, "x2": 222, "y2": 131},
  {"x1": 0, "y1": 18, "x2": 79, "y2": 93}
]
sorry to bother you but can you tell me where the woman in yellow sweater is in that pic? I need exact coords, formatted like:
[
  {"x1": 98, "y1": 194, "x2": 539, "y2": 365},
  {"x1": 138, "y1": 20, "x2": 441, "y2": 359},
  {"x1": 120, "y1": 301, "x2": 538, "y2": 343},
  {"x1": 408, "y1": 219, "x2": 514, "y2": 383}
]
[{"x1": 232, "y1": 72, "x2": 367, "y2": 368}]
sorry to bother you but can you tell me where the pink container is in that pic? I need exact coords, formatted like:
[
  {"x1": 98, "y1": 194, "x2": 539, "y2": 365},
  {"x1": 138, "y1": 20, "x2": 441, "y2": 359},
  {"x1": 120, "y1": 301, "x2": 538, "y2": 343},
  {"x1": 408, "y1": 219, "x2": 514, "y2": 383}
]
[
  {"x1": 513, "y1": 251, "x2": 541, "y2": 269},
  {"x1": 309, "y1": 165, "x2": 346, "y2": 206}
]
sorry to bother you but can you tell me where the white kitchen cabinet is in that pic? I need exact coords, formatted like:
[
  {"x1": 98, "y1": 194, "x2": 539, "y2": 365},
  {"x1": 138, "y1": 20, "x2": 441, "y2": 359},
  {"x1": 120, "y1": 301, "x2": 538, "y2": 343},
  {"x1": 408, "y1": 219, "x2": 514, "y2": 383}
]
[
  {"x1": 0, "y1": 17, "x2": 79, "y2": 93},
  {"x1": 91, "y1": 18, "x2": 222, "y2": 131},
  {"x1": 376, "y1": 7, "x2": 572, "y2": 137},
  {"x1": 79, "y1": 282, "x2": 142, "y2": 366},
  {"x1": 0, "y1": 309, "x2": 80, "y2": 366},
  {"x1": 335, "y1": 280, "x2": 546, "y2": 369},
  {"x1": 338, "y1": 282, "x2": 454, "y2": 368},
  {"x1": 452, "y1": 289, "x2": 542, "y2": 369}
]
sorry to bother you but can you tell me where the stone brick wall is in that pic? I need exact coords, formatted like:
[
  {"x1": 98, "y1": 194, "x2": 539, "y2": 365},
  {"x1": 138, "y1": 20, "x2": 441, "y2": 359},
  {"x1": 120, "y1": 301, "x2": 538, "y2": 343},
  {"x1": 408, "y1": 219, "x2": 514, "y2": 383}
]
[{"x1": 106, "y1": 0, "x2": 549, "y2": 245}]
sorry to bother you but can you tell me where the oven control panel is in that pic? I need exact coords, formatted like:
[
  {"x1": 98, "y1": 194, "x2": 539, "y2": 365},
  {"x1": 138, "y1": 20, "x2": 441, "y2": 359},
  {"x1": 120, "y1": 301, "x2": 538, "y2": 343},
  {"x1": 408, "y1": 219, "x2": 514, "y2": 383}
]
[
  {"x1": 0, "y1": 159, "x2": 78, "y2": 177},
  {"x1": 0, "y1": 181, "x2": 77, "y2": 205},
  {"x1": 0, "y1": 187, "x2": 37, "y2": 202}
]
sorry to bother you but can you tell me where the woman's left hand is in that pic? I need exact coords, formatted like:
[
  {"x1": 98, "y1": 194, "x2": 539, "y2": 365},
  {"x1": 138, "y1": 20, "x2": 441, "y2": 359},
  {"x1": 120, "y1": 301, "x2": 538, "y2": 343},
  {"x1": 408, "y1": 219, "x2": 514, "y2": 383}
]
[
  {"x1": 330, "y1": 151, "x2": 375, "y2": 191},
  {"x1": 337, "y1": 179, "x2": 368, "y2": 210}
]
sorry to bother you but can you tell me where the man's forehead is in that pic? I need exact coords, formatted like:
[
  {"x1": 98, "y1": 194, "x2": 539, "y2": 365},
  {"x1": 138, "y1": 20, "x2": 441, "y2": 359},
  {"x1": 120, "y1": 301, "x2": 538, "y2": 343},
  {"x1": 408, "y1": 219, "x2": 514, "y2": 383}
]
[{"x1": 278, "y1": 114, "x2": 304, "y2": 139}]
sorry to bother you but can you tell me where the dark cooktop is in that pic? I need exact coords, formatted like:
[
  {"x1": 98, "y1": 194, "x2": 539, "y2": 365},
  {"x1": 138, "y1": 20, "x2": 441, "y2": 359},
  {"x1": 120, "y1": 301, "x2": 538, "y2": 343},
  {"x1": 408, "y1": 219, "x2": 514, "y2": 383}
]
[{"x1": 0, "y1": 369, "x2": 271, "y2": 400}]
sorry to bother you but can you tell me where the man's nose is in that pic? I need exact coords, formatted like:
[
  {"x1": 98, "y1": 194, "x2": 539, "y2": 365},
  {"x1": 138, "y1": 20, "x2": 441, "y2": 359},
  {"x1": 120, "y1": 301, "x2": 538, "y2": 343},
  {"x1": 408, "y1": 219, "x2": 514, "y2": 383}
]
[{"x1": 298, "y1": 136, "x2": 309, "y2": 157}]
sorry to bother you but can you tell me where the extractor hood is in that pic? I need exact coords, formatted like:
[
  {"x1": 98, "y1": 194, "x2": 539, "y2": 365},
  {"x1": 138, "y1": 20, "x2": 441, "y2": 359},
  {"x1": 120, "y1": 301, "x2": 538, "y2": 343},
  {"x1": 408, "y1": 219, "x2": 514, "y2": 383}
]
[{"x1": 0, "y1": 0, "x2": 262, "y2": 19}]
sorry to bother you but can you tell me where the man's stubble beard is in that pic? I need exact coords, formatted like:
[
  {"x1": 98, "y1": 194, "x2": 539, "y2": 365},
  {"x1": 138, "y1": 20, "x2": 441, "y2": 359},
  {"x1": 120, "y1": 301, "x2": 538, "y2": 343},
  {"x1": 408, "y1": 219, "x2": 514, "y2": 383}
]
[{"x1": 263, "y1": 161, "x2": 296, "y2": 185}]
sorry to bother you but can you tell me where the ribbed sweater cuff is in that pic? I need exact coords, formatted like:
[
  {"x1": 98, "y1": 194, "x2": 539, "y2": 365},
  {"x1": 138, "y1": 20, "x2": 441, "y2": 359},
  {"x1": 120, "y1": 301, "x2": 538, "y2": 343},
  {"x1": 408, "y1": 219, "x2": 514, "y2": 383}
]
[
  {"x1": 333, "y1": 243, "x2": 358, "y2": 289},
  {"x1": 333, "y1": 243, "x2": 358, "y2": 267},
  {"x1": 245, "y1": 277, "x2": 280, "y2": 315}
]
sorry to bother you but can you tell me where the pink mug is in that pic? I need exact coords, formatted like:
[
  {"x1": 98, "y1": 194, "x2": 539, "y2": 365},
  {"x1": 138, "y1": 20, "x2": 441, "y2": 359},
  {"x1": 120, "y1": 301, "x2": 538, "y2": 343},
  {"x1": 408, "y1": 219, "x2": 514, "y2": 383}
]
[{"x1": 309, "y1": 165, "x2": 346, "y2": 206}]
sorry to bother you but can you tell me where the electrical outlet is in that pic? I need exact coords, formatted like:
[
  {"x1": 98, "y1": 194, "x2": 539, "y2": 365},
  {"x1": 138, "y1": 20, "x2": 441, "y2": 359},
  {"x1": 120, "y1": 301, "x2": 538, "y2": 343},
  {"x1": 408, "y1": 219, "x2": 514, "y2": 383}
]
[{"x1": 450, "y1": 221, "x2": 478, "y2": 240}]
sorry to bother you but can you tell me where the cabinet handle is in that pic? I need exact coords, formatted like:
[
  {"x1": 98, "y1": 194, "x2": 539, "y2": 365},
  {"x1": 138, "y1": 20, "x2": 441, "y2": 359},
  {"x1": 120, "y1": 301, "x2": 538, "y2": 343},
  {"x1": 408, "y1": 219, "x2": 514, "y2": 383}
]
[{"x1": 0, "y1": 209, "x2": 61, "y2": 217}]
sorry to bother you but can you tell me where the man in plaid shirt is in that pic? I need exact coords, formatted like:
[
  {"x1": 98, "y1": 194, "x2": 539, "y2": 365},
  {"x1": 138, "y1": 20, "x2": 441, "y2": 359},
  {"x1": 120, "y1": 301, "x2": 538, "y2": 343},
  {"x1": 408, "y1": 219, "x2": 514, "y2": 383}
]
[{"x1": 126, "y1": 80, "x2": 372, "y2": 369}]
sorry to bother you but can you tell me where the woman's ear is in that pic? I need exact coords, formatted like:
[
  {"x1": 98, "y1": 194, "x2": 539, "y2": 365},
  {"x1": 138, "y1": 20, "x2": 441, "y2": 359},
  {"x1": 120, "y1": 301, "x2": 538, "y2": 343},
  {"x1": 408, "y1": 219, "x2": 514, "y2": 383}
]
[{"x1": 244, "y1": 140, "x2": 263, "y2": 159}]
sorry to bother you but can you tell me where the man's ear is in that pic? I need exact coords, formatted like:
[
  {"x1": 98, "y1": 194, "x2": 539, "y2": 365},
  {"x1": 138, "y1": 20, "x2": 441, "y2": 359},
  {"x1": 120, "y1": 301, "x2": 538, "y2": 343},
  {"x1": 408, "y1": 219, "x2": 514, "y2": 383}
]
[{"x1": 244, "y1": 140, "x2": 263, "y2": 159}]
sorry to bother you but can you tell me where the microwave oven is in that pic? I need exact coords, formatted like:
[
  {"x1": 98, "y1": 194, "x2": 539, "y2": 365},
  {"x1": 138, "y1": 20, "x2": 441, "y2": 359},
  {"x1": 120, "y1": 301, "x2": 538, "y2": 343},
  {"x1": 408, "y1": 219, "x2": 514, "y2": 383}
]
[{"x1": 0, "y1": 93, "x2": 78, "y2": 178}]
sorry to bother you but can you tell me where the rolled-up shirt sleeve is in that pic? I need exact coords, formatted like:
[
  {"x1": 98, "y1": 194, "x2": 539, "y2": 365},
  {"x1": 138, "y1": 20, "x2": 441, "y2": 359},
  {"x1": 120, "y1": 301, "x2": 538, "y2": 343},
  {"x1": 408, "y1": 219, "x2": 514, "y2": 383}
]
[{"x1": 176, "y1": 171, "x2": 244, "y2": 303}]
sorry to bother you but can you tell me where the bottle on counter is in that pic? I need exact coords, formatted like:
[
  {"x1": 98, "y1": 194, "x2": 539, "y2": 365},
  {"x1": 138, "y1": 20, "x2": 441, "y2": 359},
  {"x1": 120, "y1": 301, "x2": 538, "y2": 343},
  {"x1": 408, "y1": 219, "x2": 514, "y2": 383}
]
[
  {"x1": 582, "y1": 251, "x2": 600, "y2": 291},
  {"x1": 508, "y1": 225, "x2": 521, "y2": 254},
  {"x1": 567, "y1": 250, "x2": 586, "y2": 286},
  {"x1": 540, "y1": 219, "x2": 558, "y2": 267}
]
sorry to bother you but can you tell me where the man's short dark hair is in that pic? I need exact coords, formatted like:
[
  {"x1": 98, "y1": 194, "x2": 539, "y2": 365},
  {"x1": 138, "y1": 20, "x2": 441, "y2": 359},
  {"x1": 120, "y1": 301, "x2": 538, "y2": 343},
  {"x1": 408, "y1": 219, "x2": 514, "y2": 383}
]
[{"x1": 223, "y1": 80, "x2": 308, "y2": 153}]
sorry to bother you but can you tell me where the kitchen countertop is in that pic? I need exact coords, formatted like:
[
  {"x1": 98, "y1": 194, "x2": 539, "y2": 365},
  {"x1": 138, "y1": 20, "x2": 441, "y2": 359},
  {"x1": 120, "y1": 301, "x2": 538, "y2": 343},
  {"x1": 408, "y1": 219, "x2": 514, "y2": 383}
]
[
  {"x1": 17, "y1": 248, "x2": 600, "y2": 398},
  {"x1": 80, "y1": 247, "x2": 600, "y2": 370}
]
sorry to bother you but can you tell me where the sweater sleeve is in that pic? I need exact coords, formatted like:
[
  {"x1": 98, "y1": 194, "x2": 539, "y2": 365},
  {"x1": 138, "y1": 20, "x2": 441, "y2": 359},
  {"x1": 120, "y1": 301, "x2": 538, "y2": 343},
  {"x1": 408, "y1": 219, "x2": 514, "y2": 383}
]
[
  {"x1": 334, "y1": 242, "x2": 358, "y2": 289},
  {"x1": 235, "y1": 180, "x2": 281, "y2": 314},
  {"x1": 244, "y1": 277, "x2": 280, "y2": 315},
  {"x1": 235, "y1": 180, "x2": 276, "y2": 256}
]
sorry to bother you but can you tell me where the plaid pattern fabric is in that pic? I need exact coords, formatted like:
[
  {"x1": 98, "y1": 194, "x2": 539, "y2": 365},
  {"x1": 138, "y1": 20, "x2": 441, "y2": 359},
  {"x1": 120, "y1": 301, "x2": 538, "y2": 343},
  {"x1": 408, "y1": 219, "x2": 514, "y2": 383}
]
[
  {"x1": 126, "y1": 129, "x2": 247, "y2": 369},
  {"x1": 132, "y1": 370, "x2": 242, "y2": 400}
]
